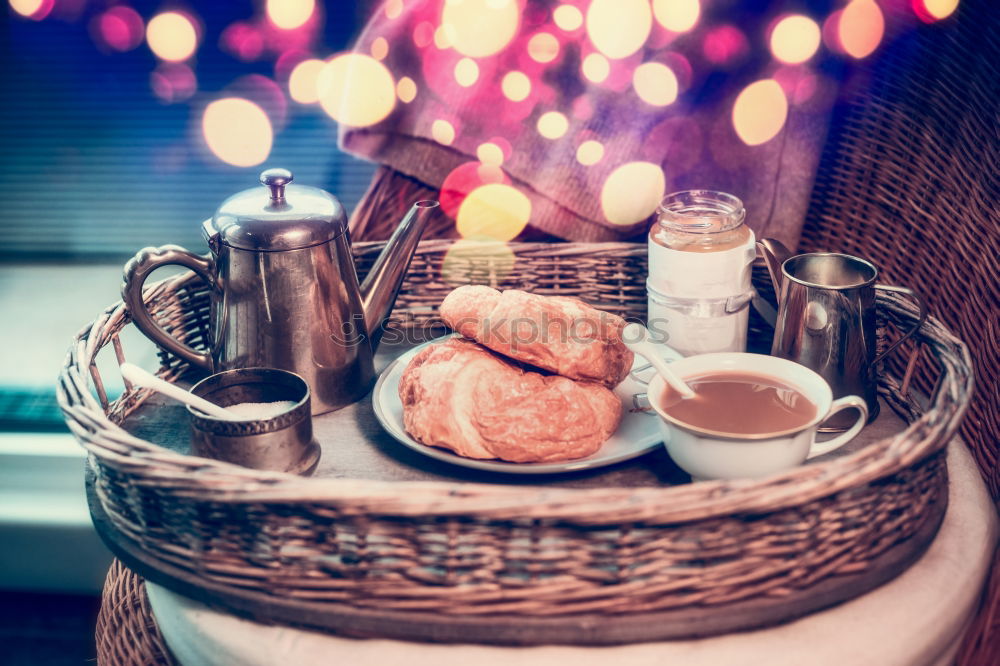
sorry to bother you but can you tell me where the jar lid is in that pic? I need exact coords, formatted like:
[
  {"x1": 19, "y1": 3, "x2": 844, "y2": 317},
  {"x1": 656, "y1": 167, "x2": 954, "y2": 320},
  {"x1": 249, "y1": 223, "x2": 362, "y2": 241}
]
[{"x1": 207, "y1": 168, "x2": 347, "y2": 251}]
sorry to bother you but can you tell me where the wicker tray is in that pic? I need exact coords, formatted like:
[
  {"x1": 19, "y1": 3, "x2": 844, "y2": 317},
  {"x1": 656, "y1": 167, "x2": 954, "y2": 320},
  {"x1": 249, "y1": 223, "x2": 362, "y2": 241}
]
[{"x1": 59, "y1": 240, "x2": 974, "y2": 645}]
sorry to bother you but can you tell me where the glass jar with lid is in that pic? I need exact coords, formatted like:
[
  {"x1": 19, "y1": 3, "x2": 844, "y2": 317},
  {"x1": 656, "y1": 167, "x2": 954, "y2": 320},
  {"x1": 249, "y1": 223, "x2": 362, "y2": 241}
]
[
  {"x1": 651, "y1": 190, "x2": 751, "y2": 253},
  {"x1": 647, "y1": 190, "x2": 756, "y2": 355}
]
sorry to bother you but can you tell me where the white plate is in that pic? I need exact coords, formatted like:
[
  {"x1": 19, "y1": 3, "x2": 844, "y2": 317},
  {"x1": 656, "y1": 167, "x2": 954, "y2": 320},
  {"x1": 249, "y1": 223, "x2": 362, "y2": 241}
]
[{"x1": 371, "y1": 336, "x2": 680, "y2": 475}]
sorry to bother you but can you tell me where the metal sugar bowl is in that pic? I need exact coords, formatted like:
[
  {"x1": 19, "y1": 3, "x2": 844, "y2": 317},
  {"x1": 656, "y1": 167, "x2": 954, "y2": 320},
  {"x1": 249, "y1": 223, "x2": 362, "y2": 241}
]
[
  {"x1": 188, "y1": 367, "x2": 319, "y2": 475},
  {"x1": 122, "y1": 168, "x2": 438, "y2": 414}
]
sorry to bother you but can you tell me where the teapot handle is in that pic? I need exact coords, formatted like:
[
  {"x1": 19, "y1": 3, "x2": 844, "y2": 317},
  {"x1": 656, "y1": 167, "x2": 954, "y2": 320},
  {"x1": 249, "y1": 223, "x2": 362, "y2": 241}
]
[{"x1": 121, "y1": 245, "x2": 215, "y2": 371}]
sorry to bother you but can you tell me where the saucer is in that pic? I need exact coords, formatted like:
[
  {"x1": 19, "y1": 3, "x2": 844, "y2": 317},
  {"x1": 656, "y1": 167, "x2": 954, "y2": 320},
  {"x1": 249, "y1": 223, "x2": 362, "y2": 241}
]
[{"x1": 371, "y1": 336, "x2": 680, "y2": 475}]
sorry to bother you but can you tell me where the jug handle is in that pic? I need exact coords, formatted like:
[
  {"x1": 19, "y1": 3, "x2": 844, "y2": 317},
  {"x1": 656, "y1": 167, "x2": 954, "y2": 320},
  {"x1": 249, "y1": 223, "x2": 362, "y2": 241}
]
[
  {"x1": 755, "y1": 238, "x2": 793, "y2": 297},
  {"x1": 873, "y1": 285, "x2": 927, "y2": 365},
  {"x1": 121, "y1": 245, "x2": 215, "y2": 371}
]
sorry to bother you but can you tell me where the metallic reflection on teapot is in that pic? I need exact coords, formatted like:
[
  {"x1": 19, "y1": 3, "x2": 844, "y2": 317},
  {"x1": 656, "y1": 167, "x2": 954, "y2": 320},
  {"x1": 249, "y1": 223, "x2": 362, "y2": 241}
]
[{"x1": 122, "y1": 168, "x2": 440, "y2": 415}]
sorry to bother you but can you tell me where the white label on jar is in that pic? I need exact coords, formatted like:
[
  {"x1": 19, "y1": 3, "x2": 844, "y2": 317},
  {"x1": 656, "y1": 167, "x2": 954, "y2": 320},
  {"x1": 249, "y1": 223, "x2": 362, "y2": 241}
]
[
  {"x1": 648, "y1": 231, "x2": 756, "y2": 299},
  {"x1": 648, "y1": 298, "x2": 749, "y2": 356}
]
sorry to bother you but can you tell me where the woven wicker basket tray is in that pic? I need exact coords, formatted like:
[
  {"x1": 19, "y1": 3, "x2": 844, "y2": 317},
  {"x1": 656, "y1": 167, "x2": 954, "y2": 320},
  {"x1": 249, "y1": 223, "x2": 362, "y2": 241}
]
[{"x1": 59, "y1": 240, "x2": 974, "y2": 645}]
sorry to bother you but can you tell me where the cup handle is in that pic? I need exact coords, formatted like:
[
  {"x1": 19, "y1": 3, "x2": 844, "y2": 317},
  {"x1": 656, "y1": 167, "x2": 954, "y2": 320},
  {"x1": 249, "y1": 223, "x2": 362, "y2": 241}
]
[
  {"x1": 806, "y1": 395, "x2": 869, "y2": 459},
  {"x1": 873, "y1": 285, "x2": 927, "y2": 365},
  {"x1": 121, "y1": 244, "x2": 215, "y2": 371}
]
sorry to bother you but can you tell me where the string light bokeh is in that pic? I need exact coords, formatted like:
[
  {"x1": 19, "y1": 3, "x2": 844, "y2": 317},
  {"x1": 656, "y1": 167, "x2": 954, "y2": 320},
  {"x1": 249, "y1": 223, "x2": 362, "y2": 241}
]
[{"x1": 4, "y1": 0, "x2": 963, "y2": 255}]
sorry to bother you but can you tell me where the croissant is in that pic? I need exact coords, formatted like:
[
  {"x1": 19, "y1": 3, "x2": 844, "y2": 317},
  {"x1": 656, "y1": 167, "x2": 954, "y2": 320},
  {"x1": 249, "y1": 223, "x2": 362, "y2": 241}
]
[
  {"x1": 439, "y1": 286, "x2": 633, "y2": 388},
  {"x1": 398, "y1": 338, "x2": 622, "y2": 463}
]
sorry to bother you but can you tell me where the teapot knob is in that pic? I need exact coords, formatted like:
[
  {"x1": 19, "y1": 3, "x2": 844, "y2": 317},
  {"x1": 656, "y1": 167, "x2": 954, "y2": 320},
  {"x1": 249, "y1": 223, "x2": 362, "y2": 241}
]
[{"x1": 260, "y1": 168, "x2": 293, "y2": 202}]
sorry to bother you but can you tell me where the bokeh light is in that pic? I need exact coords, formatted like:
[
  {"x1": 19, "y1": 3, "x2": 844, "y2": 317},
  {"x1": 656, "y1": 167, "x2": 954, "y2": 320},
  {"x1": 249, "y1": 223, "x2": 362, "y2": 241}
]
[
  {"x1": 501, "y1": 71, "x2": 531, "y2": 101},
  {"x1": 440, "y1": 162, "x2": 510, "y2": 219},
  {"x1": 413, "y1": 21, "x2": 434, "y2": 48},
  {"x1": 457, "y1": 183, "x2": 532, "y2": 241},
  {"x1": 385, "y1": 0, "x2": 403, "y2": 20},
  {"x1": 527, "y1": 32, "x2": 560, "y2": 63},
  {"x1": 93, "y1": 6, "x2": 144, "y2": 52},
  {"x1": 774, "y1": 66, "x2": 820, "y2": 105},
  {"x1": 703, "y1": 25, "x2": 748, "y2": 65},
  {"x1": 601, "y1": 162, "x2": 665, "y2": 226},
  {"x1": 582, "y1": 53, "x2": 611, "y2": 83},
  {"x1": 586, "y1": 0, "x2": 652, "y2": 59},
  {"x1": 732, "y1": 79, "x2": 788, "y2": 146},
  {"x1": 202, "y1": 98, "x2": 273, "y2": 167},
  {"x1": 10, "y1": 0, "x2": 52, "y2": 20},
  {"x1": 220, "y1": 22, "x2": 263, "y2": 62},
  {"x1": 397, "y1": 76, "x2": 418, "y2": 103},
  {"x1": 371, "y1": 36, "x2": 389, "y2": 61},
  {"x1": 266, "y1": 0, "x2": 315, "y2": 30},
  {"x1": 553, "y1": 4, "x2": 584, "y2": 31},
  {"x1": 442, "y1": 0, "x2": 520, "y2": 58},
  {"x1": 228, "y1": 74, "x2": 288, "y2": 133},
  {"x1": 663, "y1": 52, "x2": 693, "y2": 89},
  {"x1": 317, "y1": 53, "x2": 396, "y2": 127},
  {"x1": 434, "y1": 24, "x2": 455, "y2": 49},
  {"x1": 652, "y1": 0, "x2": 700, "y2": 33},
  {"x1": 10, "y1": 0, "x2": 40, "y2": 17},
  {"x1": 420, "y1": 36, "x2": 464, "y2": 95},
  {"x1": 489, "y1": 137, "x2": 513, "y2": 160},
  {"x1": 274, "y1": 49, "x2": 310, "y2": 80},
  {"x1": 838, "y1": 0, "x2": 885, "y2": 59},
  {"x1": 13, "y1": 0, "x2": 947, "y2": 251},
  {"x1": 288, "y1": 58, "x2": 325, "y2": 104},
  {"x1": 441, "y1": 239, "x2": 517, "y2": 286},
  {"x1": 576, "y1": 140, "x2": 604, "y2": 166},
  {"x1": 477, "y1": 142, "x2": 505, "y2": 166},
  {"x1": 537, "y1": 111, "x2": 569, "y2": 139},
  {"x1": 632, "y1": 62, "x2": 679, "y2": 106},
  {"x1": 432, "y1": 118, "x2": 456, "y2": 145},
  {"x1": 915, "y1": 0, "x2": 960, "y2": 21},
  {"x1": 454, "y1": 57, "x2": 479, "y2": 87},
  {"x1": 770, "y1": 15, "x2": 821, "y2": 64},
  {"x1": 150, "y1": 63, "x2": 197, "y2": 104},
  {"x1": 146, "y1": 12, "x2": 198, "y2": 62}
]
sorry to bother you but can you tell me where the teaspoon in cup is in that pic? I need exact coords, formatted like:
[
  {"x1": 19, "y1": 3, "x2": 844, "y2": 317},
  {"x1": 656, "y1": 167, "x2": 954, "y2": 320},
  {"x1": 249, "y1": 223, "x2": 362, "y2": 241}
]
[{"x1": 622, "y1": 323, "x2": 697, "y2": 399}]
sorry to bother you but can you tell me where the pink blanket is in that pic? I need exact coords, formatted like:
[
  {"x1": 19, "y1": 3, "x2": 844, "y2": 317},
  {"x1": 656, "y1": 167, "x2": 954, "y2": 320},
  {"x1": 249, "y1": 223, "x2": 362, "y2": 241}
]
[{"x1": 340, "y1": 1, "x2": 840, "y2": 246}]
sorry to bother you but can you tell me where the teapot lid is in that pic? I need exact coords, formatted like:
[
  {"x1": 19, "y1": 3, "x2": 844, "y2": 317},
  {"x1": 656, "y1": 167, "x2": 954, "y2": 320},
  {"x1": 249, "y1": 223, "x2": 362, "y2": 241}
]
[{"x1": 207, "y1": 168, "x2": 347, "y2": 251}]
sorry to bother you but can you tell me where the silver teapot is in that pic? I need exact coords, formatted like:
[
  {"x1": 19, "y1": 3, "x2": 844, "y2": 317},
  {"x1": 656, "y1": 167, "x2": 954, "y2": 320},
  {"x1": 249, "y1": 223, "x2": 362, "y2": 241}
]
[{"x1": 122, "y1": 168, "x2": 438, "y2": 415}]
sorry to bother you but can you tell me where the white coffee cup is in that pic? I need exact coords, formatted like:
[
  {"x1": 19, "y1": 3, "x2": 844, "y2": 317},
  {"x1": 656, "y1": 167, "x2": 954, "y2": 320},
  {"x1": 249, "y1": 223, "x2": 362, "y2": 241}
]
[{"x1": 647, "y1": 352, "x2": 868, "y2": 481}]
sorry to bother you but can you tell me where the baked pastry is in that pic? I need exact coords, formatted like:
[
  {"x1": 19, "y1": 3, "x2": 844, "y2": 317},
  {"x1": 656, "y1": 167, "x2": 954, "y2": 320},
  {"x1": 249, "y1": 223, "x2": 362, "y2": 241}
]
[
  {"x1": 398, "y1": 338, "x2": 622, "y2": 463},
  {"x1": 439, "y1": 286, "x2": 633, "y2": 388}
]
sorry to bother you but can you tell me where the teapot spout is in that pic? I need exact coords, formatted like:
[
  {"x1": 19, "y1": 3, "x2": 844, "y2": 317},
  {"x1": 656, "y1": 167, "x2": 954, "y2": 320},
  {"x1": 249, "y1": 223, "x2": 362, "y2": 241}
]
[{"x1": 360, "y1": 200, "x2": 439, "y2": 349}]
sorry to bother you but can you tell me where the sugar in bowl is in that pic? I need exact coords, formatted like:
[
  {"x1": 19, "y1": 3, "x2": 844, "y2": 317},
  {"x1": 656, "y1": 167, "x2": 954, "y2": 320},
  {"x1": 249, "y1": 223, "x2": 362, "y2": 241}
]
[{"x1": 187, "y1": 368, "x2": 320, "y2": 475}]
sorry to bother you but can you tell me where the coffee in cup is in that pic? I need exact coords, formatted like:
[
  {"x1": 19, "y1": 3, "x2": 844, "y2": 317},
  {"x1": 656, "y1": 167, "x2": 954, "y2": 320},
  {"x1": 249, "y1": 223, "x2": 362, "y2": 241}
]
[
  {"x1": 658, "y1": 372, "x2": 818, "y2": 436},
  {"x1": 648, "y1": 353, "x2": 868, "y2": 480}
]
